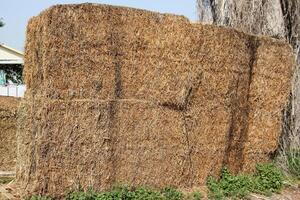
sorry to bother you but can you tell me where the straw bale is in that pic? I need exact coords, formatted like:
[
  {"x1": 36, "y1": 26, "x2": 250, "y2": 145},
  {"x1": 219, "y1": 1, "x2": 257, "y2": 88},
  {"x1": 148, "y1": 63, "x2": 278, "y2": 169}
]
[
  {"x1": 242, "y1": 39, "x2": 295, "y2": 171},
  {"x1": 17, "y1": 3, "x2": 294, "y2": 198},
  {"x1": 0, "y1": 96, "x2": 20, "y2": 171},
  {"x1": 23, "y1": 4, "x2": 195, "y2": 105},
  {"x1": 17, "y1": 100, "x2": 187, "y2": 195}
]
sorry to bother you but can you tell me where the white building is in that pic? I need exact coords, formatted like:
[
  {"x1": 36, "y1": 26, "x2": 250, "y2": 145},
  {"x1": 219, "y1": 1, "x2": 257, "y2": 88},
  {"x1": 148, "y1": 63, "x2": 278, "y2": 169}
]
[
  {"x1": 0, "y1": 44, "x2": 26, "y2": 97},
  {"x1": 0, "y1": 44, "x2": 23, "y2": 64}
]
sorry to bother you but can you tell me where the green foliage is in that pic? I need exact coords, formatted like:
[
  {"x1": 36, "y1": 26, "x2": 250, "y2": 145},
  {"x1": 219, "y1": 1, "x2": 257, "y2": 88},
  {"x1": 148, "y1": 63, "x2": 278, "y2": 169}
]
[
  {"x1": 254, "y1": 163, "x2": 284, "y2": 194},
  {"x1": 0, "y1": 64, "x2": 23, "y2": 84},
  {"x1": 207, "y1": 164, "x2": 284, "y2": 199},
  {"x1": 32, "y1": 186, "x2": 202, "y2": 200},
  {"x1": 130, "y1": 186, "x2": 164, "y2": 200},
  {"x1": 286, "y1": 149, "x2": 300, "y2": 178},
  {"x1": 161, "y1": 187, "x2": 184, "y2": 200},
  {"x1": 66, "y1": 186, "x2": 164, "y2": 200},
  {"x1": 27, "y1": 196, "x2": 52, "y2": 200},
  {"x1": 207, "y1": 168, "x2": 253, "y2": 200}
]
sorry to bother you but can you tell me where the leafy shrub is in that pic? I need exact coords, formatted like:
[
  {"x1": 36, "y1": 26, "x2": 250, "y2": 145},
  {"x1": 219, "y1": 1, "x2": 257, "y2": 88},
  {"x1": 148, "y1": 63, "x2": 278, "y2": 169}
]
[
  {"x1": 286, "y1": 149, "x2": 300, "y2": 178},
  {"x1": 207, "y1": 163, "x2": 284, "y2": 199},
  {"x1": 161, "y1": 187, "x2": 184, "y2": 200},
  {"x1": 207, "y1": 177, "x2": 224, "y2": 200},
  {"x1": 254, "y1": 163, "x2": 284, "y2": 194},
  {"x1": 27, "y1": 196, "x2": 52, "y2": 200},
  {"x1": 207, "y1": 168, "x2": 253, "y2": 200}
]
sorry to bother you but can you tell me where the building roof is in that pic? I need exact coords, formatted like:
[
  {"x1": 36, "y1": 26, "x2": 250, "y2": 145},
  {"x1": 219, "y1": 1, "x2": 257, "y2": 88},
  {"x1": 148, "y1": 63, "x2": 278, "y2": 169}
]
[{"x1": 0, "y1": 44, "x2": 23, "y2": 64}]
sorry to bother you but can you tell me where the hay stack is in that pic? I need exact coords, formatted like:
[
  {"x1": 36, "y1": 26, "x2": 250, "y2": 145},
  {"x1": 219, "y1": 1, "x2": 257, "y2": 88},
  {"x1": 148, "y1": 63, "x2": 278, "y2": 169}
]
[
  {"x1": 0, "y1": 96, "x2": 20, "y2": 171},
  {"x1": 17, "y1": 4, "x2": 294, "y2": 198}
]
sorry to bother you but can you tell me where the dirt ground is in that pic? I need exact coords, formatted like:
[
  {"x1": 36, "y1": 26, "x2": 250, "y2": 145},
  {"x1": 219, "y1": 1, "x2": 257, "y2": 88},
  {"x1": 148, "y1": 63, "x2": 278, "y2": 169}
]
[{"x1": 247, "y1": 187, "x2": 300, "y2": 200}]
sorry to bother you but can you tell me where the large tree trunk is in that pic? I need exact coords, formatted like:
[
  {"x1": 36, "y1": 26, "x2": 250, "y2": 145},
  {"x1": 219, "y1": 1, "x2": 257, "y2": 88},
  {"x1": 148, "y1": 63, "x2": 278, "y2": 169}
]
[{"x1": 197, "y1": 0, "x2": 300, "y2": 170}]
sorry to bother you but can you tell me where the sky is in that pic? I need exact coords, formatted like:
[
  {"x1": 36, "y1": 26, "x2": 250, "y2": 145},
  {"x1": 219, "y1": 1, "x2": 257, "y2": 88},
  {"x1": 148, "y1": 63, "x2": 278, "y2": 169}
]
[{"x1": 0, "y1": 0, "x2": 198, "y2": 51}]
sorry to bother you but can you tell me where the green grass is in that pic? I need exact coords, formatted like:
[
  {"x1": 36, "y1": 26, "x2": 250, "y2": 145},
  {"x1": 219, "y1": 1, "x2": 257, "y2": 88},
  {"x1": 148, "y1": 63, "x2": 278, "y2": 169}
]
[{"x1": 207, "y1": 163, "x2": 284, "y2": 199}]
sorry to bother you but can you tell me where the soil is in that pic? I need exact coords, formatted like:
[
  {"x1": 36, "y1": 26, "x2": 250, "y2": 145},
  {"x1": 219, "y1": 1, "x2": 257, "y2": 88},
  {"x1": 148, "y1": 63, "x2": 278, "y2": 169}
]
[{"x1": 247, "y1": 187, "x2": 300, "y2": 200}]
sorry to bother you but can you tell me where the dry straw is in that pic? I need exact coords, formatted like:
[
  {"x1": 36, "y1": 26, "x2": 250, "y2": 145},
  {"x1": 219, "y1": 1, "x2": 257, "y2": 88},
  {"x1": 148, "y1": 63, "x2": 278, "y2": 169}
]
[
  {"x1": 0, "y1": 96, "x2": 20, "y2": 171},
  {"x1": 17, "y1": 3, "x2": 294, "y2": 198}
]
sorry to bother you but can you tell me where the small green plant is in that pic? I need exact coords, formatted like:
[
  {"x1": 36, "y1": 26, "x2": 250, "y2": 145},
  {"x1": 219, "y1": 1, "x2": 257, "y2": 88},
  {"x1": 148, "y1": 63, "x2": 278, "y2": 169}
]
[
  {"x1": 207, "y1": 177, "x2": 224, "y2": 200},
  {"x1": 254, "y1": 163, "x2": 284, "y2": 195},
  {"x1": 207, "y1": 168, "x2": 253, "y2": 200},
  {"x1": 207, "y1": 163, "x2": 285, "y2": 199},
  {"x1": 161, "y1": 187, "x2": 184, "y2": 200},
  {"x1": 131, "y1": 186, "x2": 164, "y2": 200},
  {"x1": 62, "y1": 185, "x2": 202, "y2": 200},
  {"x1": 286, "y1": 149, "x2": 300, "y2": 178},
  {"x1": 27, "y1": 196, "x2": 52, "y2": 200}
]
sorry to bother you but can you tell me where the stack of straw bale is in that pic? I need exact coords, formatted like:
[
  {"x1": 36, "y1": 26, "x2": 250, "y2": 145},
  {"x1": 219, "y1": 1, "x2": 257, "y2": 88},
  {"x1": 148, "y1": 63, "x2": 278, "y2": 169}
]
[{"x1": 17, "y1": 4, "x2": 294, "y2": 198}]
